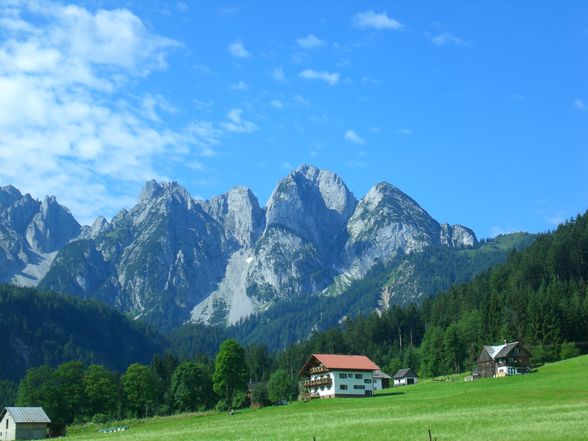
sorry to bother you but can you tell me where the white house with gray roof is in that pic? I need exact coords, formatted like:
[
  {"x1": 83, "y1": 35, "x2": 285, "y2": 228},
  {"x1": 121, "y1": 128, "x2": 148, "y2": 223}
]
[{"x1": 0, "y1": 407, "x2": 51, "y2": 440}]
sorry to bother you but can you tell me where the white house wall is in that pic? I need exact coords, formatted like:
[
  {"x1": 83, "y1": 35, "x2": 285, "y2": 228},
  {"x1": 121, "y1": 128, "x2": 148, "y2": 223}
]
[
  {"x1": 1, "y1": 413, "x2": 16, "y2": 441},
  {"x1": 309, "y1": 370, "x2": 374, "y2": 397}
]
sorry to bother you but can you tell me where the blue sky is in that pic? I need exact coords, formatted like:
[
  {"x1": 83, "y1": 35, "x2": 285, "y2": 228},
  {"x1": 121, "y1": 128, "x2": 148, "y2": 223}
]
[{"x1": 0, "y1": 1, "x2": 586, "y2": 238}]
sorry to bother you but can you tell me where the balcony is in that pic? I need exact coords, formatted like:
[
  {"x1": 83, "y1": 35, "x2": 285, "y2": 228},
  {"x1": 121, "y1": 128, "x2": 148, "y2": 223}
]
[
  {"x1": 309, "y1": 365, "x2": 329, "y2": 374},
  {"x1": 303, "y1": 377, "x2": 332, "y2": 388}
]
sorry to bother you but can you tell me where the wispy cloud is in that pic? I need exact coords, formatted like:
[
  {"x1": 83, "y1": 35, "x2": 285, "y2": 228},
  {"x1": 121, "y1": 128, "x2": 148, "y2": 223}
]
[
  {"x1": 228, "y1": 39, "x2": 251, "y2": 58},
  {"x1": 352, "y1": 10, "x2": 403, "y2": 30},
  {"x1": 297, "y1": 34, "x2": 325, "y2": 49},
  {"x1": 221, "y1": 108, "x2": 258, "y2": 133},
  {"x1": 293, "y1": 95, "x2": 310, "y2": 106},
  {"x1": 431, "y1": 32, "x2": 467, "y2": 46},
  {"x1": 218, "y1": 6, "x2": 240, "y2": 16},
  {"x1": 0, "y1": 2, "x2": 249, "y2": 225},
  {"x1": 397, "y1": 128, "x2": 413, "y2": 135},
  {"x1": 270, "y1": 99, "x2": 284, "y2": 109},
  {"x1": 299, "y1": 69, "x2": 339, "y2": 86},
  {"x1": 272, "y1": 67, "x2": 286, "y2": 82},
  {"x1": 229, "y1": 80, "x2": 249, "y2": 91},
  {"x1": 574, "y1": 99, "x2": 587, "y2": 111},
  {"x1": 347, "y1": 160, "x2": 367, "y2": 168},
  {"x1": 344, "y1": 130, "x2": 366, "y2": 144}
]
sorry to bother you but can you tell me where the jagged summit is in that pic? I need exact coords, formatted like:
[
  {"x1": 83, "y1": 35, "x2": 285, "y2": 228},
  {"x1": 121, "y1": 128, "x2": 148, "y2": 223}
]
[{"x1": 1, "y1": 165, "x2": 479, "y2": 329}]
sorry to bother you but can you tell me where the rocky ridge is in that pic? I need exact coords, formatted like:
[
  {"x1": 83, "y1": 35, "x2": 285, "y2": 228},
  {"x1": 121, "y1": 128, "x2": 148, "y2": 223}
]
[{"x1": 1, "y1": 165, "x2": 478, "y2": 329}]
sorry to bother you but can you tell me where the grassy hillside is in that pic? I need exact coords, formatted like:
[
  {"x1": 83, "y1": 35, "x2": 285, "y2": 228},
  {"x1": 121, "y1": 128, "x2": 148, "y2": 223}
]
[{"x1": 68, "y1": 355, "x2": 588, "y2": 441}]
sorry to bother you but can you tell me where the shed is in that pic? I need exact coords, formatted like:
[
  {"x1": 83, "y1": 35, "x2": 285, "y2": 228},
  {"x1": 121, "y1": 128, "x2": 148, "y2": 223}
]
[
  {"x1": 0, "y1": 407, "x2": 51, "y2": 440},
  {"x1": 393, "y1": 368, "x2": 418, "y2": 386},
  {"x1": 372, "y1": 370, "x2": 392, "y2": 390}
]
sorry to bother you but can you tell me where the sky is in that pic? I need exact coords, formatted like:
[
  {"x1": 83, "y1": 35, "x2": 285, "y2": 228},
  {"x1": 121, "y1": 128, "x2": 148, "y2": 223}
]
[{"x1": 0, "y1": 0, "x2": 586, "y2": 238}]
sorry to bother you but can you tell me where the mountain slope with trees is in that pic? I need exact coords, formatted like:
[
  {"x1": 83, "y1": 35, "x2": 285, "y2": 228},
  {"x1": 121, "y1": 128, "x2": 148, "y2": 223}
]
[
  {"x1": 0, "y1": 285, "x2": 163, "y2": 382},
  {"x1": 271, "y1": 212, "x2": 588, "y2": 377}
]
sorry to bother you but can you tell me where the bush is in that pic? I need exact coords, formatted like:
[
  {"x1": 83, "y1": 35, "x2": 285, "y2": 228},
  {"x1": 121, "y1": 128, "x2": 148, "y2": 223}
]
[
  {"x1": 91, "y1": 413, "x2": 109, "y2": 424},
  {"x1": 214, "y1": 399, "x2": 227, "y2": 412},
  {"x1": 560, "y1": 342, "x2": 580, "y2": 360},
  {"x1": 232, "y1": 391, "x2": 250, "y2": 409}
]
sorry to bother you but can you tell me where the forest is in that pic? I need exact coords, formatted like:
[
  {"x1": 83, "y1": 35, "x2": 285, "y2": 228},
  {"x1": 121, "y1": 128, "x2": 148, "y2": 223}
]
[{"x1": 2, "y1": 211, "x2": 587, "y2": 423}]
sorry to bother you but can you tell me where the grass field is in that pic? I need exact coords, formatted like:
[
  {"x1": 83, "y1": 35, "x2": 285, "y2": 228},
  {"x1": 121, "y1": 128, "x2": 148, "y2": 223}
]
[{"x1": 69, "y1": 355, "x2": 588, "y2": 441}]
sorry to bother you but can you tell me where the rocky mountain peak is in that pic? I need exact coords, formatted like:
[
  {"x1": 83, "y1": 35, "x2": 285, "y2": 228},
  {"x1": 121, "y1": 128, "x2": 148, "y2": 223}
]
[
  {"x1": 0, "y1": 185, "x2": 23, "y2": 209},
  {"x1": 138, "y1": 180, "x2": 193, "y2": 207},
  {"x1": 203, "y1": 186, "x2": 265, "y2": 247},
  {"x1": 265, "y1": 165, "x2": 357, "y2": 252}
]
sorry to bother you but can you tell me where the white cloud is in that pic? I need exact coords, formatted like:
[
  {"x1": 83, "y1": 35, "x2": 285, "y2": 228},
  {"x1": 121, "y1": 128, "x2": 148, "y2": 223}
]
[
  {"x1": 272, "y1": 67, "x2": 286, "y2": 82},
  {"x1": 270, "y1": 99, "x2": 284, "y2": 109},
  {"x1": 228, "y1": 39, "x2": 251, "y2": 58},
  {"x1": 344, "y1": 130, "x2": 366, "y2": 144},
  {"x1": 431, "y1": 32, "x2": 467, "y2": 46},
  {"x1": 299, "y1": 69, "x2": 339, "y2": 86},
  {"x1": 574, "y1": 99, "x2": 587, "y2": 111},
  {"x1": 397, "y1": 128, "x2": 413, "y2": 135},
  {"x1": 0, "y1": 2, "x2": 239, "y2": 225},
  {"x1": 297, "y1": 34, "x2": 325, "y2": 49},
  {"x1": 221, "y1": 108, "x2": 258, "y2": 133},
  {"x1": 230, "y1": 80, "x2": 249, "y2": 91},
  {"x1": 352, "y1": 10, "x2": 403, "y2": 30}
]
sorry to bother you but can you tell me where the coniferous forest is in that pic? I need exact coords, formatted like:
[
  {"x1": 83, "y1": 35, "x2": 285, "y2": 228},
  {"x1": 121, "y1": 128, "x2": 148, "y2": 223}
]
[{"x1": 1, "y1": 211, "x2": 587, "y2": 423}]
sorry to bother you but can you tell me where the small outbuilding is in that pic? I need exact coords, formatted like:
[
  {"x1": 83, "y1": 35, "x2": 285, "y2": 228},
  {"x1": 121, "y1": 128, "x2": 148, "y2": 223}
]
[
  {"x1": 0, "y1": 407, "x2": 51, "y2": 440},
  {"x1": 372, "y1": 370, "x2": 392, "y2": 390},
  {"x1": 393, "y1": 368, "x2": 418, "y2": 386}
]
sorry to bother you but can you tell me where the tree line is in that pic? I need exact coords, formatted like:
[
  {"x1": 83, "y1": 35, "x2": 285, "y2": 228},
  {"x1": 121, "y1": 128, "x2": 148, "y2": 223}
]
[{"x1": 10, "y1": 339, "x2": 297, "y2": 425}]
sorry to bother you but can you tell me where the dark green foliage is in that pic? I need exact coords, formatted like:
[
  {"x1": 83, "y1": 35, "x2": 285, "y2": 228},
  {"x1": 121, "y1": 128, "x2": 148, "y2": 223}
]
[
  {"x1": 267, "y1": 369, "x2": 297, "y2": 403},
  {"x1": 151, "y1": 353, "x2": 180, "y2": 408},
  {"x1": 0, "y1": 285, "x2": 162, "y2": 382},
  {"x1": 46, "y1": 361, "x2": 85, "y2": 425},
  {"x1": 212, "y1": 339, "x2": 248, "y2": 412},
  {"x1": 170, "y1": 362, "x2": 214, "y2": 413},
  {"x1": 244, "y1": 344, "x2": 273, "y2": 382},
  {"x1": 0, "y1": 380, "x2": 17, "y2": 408},
  {"x1": 251, "y1": 382, "x2": 269, "y2": 406},
  {"x1": 82, "y1": 365, "x2": 121, "y2": 419},
  {"x1": 122, "y1": 364, "x2": 160, "y2": 418},
  {"x1": 167, "y1": 324, "x2": 229, "y2": 359}
]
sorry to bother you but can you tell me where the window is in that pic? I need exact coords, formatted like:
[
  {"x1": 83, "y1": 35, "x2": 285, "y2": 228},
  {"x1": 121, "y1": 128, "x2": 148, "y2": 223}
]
[
  {"x1": 340, "y1": 384, "x2": 348, "y2": 390},
  {"x1": 364, "y1": 379, "x2": 372, "y2": 384},
  {"x1": 353, "y1": 385, "x2": 365, "y2": 390},
  {"x1": 339, "y1": 373, "x2": 347, "y2": 379},
  {"x1": 5, "y1": 418, "x2": 8, "y2": 429},
  {"x1": 355, "y1": 373, "x2": 363, "y2": 379}
]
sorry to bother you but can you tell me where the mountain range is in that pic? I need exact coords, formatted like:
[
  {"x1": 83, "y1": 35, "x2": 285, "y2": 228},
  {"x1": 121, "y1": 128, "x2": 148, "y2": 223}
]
[{"x1": 1, "y1": 165, "x2": 491, "y2": 331}]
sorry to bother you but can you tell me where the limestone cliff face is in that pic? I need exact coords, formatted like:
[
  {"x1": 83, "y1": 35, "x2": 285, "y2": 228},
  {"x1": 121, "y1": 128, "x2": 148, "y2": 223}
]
[
  {"x1": 3, "y1": 165, "x2": 478, "y2": 330},
  {"x1": 0, "y1": 185, "x2": 80, "y2": 286}
]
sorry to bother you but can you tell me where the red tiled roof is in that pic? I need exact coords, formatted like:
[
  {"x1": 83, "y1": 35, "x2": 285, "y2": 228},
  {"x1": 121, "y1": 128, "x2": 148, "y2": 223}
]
[{"x1": 314, "y1": 354, "x2": 380, "y2": 370}]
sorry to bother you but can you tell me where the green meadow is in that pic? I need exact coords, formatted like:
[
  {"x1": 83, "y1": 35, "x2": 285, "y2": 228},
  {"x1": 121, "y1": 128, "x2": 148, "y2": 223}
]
[{"x1": 69, "y1": 355, "x2": 588, "y2": 441}]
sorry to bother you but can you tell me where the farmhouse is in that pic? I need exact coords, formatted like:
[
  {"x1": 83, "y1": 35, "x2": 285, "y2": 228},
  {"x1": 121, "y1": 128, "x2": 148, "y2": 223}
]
[
  {"x1": 0, "y1": 407, "x2": 51, "y2": 440},
  {"x1": 372, "y1": 369, "x2": 392, "y2": 390},
  {"x1": 299, "y1": 354, "x2": 380, "y2": 398},
  {"x1": 475, "y1": 341, "x2": 532, "y2": 378},
  {"x1": 393, "y1": 368, "x2": 418, "y2": 386}
]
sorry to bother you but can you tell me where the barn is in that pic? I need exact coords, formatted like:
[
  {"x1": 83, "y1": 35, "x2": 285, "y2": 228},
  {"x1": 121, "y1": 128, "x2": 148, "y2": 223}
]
[
  {"x1": 0, "y1": 407, "x2": 51, "y2": 440},
  {"x1": 393, "y1": 368, "x2": 419, "y2": 386}
]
